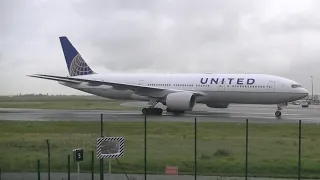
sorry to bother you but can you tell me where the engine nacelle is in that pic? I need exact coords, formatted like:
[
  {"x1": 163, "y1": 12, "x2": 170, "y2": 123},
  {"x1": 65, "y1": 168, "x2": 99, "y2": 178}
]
[
  {"x1": 206, "y1": 102, "x2": 229, "y2": 108},
  {"x1": 164, "y1": 92, "x2": 196, "y2": 111}
]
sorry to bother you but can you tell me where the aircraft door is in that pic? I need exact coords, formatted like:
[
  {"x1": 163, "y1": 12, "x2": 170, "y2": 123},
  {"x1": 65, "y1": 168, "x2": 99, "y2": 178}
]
[
  {"x1": 217, "y1": 82, "x2": 226, "y2": 100},
  {"x1": 218, "y1": 84, "x2": 225, "y2": 91},
  {"x1": 274, "y1": 81, "x2": 285, "y2": 92},
  {"x1": 138, "y1": 80, "x2": 145, "y2": 86},
  {"x1": 267, "y1": 81, "x2": 275, "y2": 92}
]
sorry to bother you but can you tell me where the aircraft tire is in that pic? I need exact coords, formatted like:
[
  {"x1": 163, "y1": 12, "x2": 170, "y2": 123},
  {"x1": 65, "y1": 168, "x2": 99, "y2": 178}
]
[
  {"x1": 142, "y1": 108, "x2": 163, "y2": 115},
  {"x1": 172, "y1": 110, "x2": 185, "y2": 115},
  {"x1": 166, "y1": 108, "x2": 185, "y2": 115},
  {"x1": 275, "y1": 111, "x2": 282, "y2": 117}
]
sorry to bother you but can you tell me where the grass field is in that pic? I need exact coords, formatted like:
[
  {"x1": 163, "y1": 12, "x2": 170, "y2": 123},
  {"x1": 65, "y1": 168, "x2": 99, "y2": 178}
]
[
  {"x1": 0, "y1": 120, "x2": 319, "y2": 178},
  {"x1": 0, "y1": 95, "x2": 138, "y2": 110}
]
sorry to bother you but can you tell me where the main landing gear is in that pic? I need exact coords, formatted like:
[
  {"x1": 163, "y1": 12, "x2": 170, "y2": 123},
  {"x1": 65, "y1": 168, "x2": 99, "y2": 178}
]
[
  {"x1": 142, "y1": 107, "x2": 163, "y2": 115},
  {"x1": 141, "y1": 107, "x2": 186, "y2": 115},
  {"x1": 166, "y1": 108, "x2": 185, "y2": 115},
  {"x1": 275, "y1": 103, "x2": 288, "y2": 117},
  {"x1": 142, "y1": 99, "x2": 163, "y2": 115},
  {"x1": 141, "y1": 99, "x2": 186, "y2": 116}
]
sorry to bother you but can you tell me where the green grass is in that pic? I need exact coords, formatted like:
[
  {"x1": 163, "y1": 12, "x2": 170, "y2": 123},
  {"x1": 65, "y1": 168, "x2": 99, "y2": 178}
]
[
  {"x1": 0, "y1": 101, "x2": 137, "y2": 110},
  {"x1": 0, "y1": 121, "x2": 320, "y2": 178},
  {"x1": 0, "y1": 95, "x2": 101, "y2": 102},
  {"x1": 0, "y1": 95, "x2": 138, "y2": 110}
]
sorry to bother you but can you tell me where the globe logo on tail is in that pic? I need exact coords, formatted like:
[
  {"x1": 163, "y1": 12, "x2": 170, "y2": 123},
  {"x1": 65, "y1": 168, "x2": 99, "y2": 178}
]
[{"x1": 69, "y1": 54, "x2": 94, "y2": 76}]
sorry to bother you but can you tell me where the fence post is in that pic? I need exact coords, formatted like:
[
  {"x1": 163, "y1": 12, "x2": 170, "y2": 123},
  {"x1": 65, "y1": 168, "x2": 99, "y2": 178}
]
[
  {"x1": 92, "y1": 150, "x2": 94, "y2": 180},
  {"x1": 194, "y1": 117, "x2": 197, "y2": 180},
  {"x1": 298, "y1": 120, "x2": 301, "y2": 180},
  {"x1": 37, "y1": 159, "x2": 40, "y2": 180},
  {"x1": 100, "y1": 114, "x2": 104, "y2": 180},
  {"x1": 245, "y1": 119, "x2": 248, "y2": 180},
  {"x1": 46, "y1": 139, "x2": 51, "y2": 180},
  {"x1": 68, "y1": 154, "x2": 70, "y2": 180},
  {"x1": 144, "y1": 115, "x2": 147, "y2": 180}
]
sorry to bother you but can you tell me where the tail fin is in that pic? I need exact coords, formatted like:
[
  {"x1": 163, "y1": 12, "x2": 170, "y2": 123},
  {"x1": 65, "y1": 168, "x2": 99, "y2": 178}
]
[{"x1": 59, "y1": 36, "x2": 96, "y2": 76}]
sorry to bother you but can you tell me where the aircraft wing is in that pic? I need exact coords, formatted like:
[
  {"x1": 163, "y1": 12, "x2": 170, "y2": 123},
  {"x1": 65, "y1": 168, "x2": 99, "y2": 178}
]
[{"x1": 28, "y1": 74, "x2": 206, "y2": 98}]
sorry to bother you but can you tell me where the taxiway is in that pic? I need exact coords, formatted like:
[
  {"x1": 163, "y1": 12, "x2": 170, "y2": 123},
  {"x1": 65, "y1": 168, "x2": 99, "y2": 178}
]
[{"x1": 0, "y1": 103, "x2": 319, "y2": 124}]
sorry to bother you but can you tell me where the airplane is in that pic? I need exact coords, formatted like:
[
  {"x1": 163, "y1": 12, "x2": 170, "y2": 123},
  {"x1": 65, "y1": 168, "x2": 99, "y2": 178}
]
[{"x1": 28, "y1": 36, "x2": 309, "y2": 117}]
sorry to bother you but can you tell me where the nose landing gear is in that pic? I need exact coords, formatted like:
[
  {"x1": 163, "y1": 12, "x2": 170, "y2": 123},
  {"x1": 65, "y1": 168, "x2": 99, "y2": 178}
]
[{"x1": 275, "y1": 103, "x2": 287, "y2": 117}]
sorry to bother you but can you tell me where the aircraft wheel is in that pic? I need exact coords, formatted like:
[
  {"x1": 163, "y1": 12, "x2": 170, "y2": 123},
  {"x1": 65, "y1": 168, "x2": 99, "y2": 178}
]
[
  {"x1": 275, "y1": 111, "x2": 282, "y2": 117},
  {"x1": 166, "y1": 108, "x2": 185, "y2": 115},
  {"x1": 142, "y1": 108, "x2": 147, "y2": 115},
  {"x1": 156, "y1": 108, "x2": 163, "y2": 115},
  {"x1": 142, "y1": 108, "x2": 163, "y2": 115}
]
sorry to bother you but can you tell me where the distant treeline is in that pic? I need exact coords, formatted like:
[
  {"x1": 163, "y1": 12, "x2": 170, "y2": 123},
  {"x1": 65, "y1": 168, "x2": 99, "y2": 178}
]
[
  {"x1": 0, "y1": 94, "x2": 113, "y2": 102},
  {"x1": 9, "y1": 93, "x2": 96, "y2": 97}
]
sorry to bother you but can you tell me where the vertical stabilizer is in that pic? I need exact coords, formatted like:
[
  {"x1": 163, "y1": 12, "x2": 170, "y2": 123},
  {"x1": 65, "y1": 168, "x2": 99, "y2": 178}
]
[{"x1": 59, "y1": 36, "x2": 95, "y2": 76}]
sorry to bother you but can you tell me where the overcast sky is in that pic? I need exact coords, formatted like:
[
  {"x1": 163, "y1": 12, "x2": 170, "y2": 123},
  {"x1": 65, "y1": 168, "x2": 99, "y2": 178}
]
[{"x1": 1, "y1": 0, "x2": 319, "y2": 95}]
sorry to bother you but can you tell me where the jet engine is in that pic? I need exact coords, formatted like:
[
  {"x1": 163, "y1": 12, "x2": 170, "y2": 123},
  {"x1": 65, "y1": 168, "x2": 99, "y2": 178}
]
[
  {"x1": 206, "y1": 102, "x2": 229, "y2": 108},
  {"x1": 163, "y1": 92, "x2": 196, "y2": 111}
]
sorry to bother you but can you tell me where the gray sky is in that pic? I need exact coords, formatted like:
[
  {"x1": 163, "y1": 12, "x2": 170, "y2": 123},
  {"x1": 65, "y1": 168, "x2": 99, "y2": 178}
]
[{"x1": 1, "y1": 0, "x2": 319, "y2": 95}]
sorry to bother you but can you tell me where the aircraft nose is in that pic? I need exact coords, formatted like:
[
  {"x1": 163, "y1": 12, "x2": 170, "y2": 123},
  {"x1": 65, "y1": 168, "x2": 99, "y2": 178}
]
[{"x1": 300, "y1": 88, "x2": 309, "y2": 98}]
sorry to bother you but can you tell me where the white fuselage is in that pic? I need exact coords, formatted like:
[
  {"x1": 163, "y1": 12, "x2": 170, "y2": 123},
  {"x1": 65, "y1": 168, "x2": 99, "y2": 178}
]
[{"x1": 58, "y1": 73, "x2": 309, "y2": 106}]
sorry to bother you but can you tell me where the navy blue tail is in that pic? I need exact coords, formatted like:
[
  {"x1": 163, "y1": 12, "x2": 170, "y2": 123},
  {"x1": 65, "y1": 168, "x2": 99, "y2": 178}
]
[{"x1": 59, "y1": 36, "x2": 95, "y2": 76}]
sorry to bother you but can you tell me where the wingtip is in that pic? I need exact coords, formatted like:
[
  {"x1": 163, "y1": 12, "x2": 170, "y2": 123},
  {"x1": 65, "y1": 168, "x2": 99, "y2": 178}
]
[
  {"x1": 27, "y1": 75, "x2": 37, "y2": 78},
  {"x1": 27, "y1": 74, "x2": 43, "y2": 77}
]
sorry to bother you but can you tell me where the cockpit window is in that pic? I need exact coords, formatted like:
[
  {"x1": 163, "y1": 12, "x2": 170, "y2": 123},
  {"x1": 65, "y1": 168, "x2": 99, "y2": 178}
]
[{"x1": 291, "y1": 84, "x2": 302, "y2": 88}]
